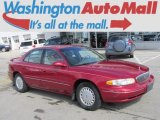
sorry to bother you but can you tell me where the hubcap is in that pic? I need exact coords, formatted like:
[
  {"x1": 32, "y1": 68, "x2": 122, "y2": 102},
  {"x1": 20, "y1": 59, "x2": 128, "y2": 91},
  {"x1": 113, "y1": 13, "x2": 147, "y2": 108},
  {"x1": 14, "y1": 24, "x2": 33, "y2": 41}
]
[
  {"x1": 79, "y1": 87, "x2": 95, "y2": 106},
  {"x1": 16, "y1": 76, "x2": 23, "y2": 90},
  {"x1": 2, "y1": 48, "x2": 5, "y2": 52}
]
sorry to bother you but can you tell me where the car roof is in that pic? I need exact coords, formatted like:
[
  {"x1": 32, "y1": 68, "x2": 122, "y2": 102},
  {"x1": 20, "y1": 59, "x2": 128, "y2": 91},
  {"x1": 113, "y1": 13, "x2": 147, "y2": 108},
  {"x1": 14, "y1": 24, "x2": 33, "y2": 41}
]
[
  {"x1": 21, "y1": 40, "x2": 33, "y2": 43},
  {"x1": 32, "y1": 38, "x2": 45, "y2": 40},
  {"x1": 47, "y1": 37, "x2": 62, "y2": 41},
  {"x1": 37, "y1": 45, "x2": 84, "y2": 50},
  {"x1": 109, "y1": 35, "x2": 128, "y2": 38}
]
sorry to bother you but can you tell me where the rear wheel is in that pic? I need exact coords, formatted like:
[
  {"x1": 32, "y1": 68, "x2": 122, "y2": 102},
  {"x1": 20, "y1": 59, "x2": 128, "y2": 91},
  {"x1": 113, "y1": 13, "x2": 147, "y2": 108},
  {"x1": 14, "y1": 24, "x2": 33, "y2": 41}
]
[
  {"x1": 14, "y1": 74, "x2": 29, "y2": 93},
  {"x1": 1, "y1": 48, "x2": 6, "y2": 52},
  {"x1": 76, "y1": 82, "x2": 101, "y2": 111}
]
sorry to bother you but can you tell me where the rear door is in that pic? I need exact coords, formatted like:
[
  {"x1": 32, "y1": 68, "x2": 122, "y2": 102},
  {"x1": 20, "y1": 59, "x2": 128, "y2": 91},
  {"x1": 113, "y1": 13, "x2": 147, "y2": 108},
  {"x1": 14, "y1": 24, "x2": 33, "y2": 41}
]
[{"x1": 22, "y1": 49, "x2": 44, "y2": 88}]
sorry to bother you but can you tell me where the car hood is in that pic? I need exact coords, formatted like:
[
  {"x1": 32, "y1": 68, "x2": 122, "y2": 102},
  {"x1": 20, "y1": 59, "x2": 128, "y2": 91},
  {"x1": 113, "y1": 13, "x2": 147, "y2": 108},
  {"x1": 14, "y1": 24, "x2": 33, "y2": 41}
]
[
  {"x1": 73, "y1": 60, "x2": 149, "y2": 79},
  {"x1": 5, "y1": 45, "x2": 10, "y2": 47}
]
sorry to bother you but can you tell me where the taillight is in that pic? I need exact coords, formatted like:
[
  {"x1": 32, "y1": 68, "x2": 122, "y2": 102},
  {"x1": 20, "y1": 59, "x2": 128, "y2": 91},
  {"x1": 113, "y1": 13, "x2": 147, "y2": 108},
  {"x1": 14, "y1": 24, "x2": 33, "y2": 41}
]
[
  {"x1": 128, "y1": 40, "x2": 133, "y2": 45},
  {"x1": 32, "y1": 44, "x2": 36, "y2": 48}
]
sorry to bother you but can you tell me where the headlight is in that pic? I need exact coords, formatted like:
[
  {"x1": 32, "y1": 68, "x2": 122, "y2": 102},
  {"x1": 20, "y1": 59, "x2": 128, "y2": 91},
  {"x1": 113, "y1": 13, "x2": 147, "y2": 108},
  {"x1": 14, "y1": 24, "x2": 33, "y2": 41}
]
[{"x1": 106, "y1": 78, "x2": 135, "y2": 86}]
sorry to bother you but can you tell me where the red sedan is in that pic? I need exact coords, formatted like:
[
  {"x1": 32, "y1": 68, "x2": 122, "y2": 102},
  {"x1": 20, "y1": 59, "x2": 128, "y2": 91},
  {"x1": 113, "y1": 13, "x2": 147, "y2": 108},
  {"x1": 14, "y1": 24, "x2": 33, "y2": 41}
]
[{"x1": 8, "y1": 45, "x2": 154, "y2": 110}]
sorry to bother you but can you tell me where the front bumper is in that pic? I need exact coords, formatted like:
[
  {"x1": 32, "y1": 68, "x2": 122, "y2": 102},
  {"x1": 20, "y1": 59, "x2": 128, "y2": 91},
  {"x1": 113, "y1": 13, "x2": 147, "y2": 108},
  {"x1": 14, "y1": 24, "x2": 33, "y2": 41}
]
[
  {"x1": 5, "y1": 47, "x2": 11, "y2": 51},
  {"x1": 101, "y1": 75, "x2": 154, "y2": 103}
]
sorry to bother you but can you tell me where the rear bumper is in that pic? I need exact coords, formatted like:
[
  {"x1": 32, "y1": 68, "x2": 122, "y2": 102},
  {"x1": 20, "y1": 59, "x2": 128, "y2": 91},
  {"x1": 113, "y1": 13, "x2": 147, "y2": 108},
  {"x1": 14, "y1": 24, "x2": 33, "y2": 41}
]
[
  {"x1": 101, "y1": 76, "x2": 154, "y2": 103},
  {"x1": 106, "y1": 51, "x2": 133, "y2": 56},
  {"x1": 105, "y1": 46, "x2": 135, "y2": 56}
]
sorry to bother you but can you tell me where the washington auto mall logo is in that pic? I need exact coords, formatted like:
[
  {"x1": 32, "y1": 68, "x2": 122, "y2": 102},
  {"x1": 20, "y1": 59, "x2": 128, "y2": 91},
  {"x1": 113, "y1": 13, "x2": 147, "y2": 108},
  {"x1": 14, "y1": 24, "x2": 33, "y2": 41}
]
[{"x1": 2, "y1": 0, "x2": 158, "y2": 30}]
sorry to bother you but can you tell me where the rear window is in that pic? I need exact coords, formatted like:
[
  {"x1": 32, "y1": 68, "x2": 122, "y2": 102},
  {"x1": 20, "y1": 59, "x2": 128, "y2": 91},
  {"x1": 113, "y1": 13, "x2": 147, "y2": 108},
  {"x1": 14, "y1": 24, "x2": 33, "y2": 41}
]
[
  {"x1": 109, "y1": 36, "x2": 127, "y2": 42},
  {"x1": 38, "y1": 39, "x2": 46, "y2": 44},
  {"x1": 20, "y1": 41, "x2": 32, "y2": 47}
]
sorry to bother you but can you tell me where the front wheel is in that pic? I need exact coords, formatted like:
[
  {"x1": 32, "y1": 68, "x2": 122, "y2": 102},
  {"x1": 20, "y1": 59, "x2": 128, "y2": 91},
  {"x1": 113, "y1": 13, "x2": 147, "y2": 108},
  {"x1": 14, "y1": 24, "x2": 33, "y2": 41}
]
[
  {"x1": 14, "y1": 74, "x2": 29, "y2": 93},
  {"x1": 1, "y1": 48, "x2": 6, "y2": 52},
  {"x1": 76, "y1": 82, "x2": 101, "y2": 111}
]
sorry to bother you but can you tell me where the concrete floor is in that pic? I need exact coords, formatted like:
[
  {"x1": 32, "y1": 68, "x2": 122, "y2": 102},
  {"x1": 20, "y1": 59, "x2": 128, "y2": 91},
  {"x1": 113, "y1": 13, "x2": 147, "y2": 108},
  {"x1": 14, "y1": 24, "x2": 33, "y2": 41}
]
[{"x1": 0, "y1": 50, "x2": 159, "y2": 120}]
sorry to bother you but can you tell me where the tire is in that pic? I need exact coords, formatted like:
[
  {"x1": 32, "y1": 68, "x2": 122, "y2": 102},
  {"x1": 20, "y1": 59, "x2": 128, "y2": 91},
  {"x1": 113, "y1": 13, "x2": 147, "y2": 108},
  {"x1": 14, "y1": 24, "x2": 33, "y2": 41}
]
[
  {"x1": 130, "y1": 54, "x2": 134, "y2": 58},
  {"x1": 76, "y1": 82, "x2": 101, "y2": 111},
  {"x1": 1, "y1": 48, "x2": 6, "y2": 52},
  {"x1": 14, "y1": 74, "x2": 29, "y2": 93}
]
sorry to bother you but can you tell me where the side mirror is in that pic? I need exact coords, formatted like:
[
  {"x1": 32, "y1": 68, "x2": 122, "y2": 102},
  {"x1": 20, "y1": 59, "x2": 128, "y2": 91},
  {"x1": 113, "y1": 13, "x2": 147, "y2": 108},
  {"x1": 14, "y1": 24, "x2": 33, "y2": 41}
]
[{"x1": 53, "y1": 60, "x2": 68, "y2": 67}]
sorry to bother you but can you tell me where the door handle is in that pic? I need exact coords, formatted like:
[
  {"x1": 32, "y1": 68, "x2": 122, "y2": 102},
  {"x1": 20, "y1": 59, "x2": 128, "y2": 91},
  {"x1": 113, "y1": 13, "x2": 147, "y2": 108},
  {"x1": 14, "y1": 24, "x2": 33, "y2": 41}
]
[{"x1": 42, "y1": 70, "x2": 47, "y2": 72}]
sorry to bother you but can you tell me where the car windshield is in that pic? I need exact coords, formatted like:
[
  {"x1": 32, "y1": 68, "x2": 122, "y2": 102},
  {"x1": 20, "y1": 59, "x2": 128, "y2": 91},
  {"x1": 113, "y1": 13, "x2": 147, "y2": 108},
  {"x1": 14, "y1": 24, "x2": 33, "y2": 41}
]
[
  {"x1": 60, "y1": 47, "x2": 105, "y2": 66},
  {"x1": 20, "y1": 41, "x2": 32, "y2": 47},
  {"x1": 109, "y1": 36, "x2": 128, "y2": 42},
  {"x1": 38, "y1": 39, "x2": 46, "y2": 44}
]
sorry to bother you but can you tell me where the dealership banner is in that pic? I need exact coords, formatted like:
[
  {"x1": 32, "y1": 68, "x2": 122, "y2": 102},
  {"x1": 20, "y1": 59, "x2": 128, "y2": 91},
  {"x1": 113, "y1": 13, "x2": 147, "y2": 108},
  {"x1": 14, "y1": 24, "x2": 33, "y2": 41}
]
[{"x1": 0, "y1": 0, "x2": 160, "y2": 32}]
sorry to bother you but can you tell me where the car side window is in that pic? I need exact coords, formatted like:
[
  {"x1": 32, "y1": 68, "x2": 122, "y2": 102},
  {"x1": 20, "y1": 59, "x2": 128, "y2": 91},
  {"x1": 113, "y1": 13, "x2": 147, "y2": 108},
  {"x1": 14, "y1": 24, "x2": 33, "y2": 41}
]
[
  {"x1": 109, "y1": 37, "x2": 118, "y2": 42},
  {"x1": 109, "y1": 36, "x2": 126, "y2": 42},
  {"x1": 43, "y1": 49, "x2": 62, "y2": 65},
  {"x1": 24, "y1": 49, "x2": 43, "y2": 64},
  {"x1": 38, "y1": 39, "x2": 45, "y2": 44}
]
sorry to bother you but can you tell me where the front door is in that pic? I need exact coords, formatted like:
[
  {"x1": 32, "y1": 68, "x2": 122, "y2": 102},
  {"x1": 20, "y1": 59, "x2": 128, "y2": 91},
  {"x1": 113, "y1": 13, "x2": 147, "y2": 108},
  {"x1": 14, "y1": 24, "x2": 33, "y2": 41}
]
[{"x1": 39, "y1": 49, "x2": 72, "y2": 95}]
